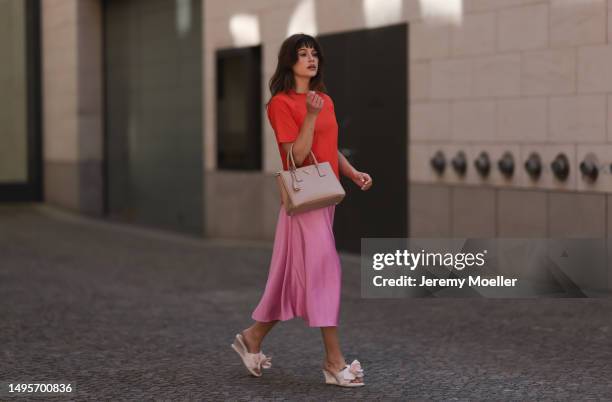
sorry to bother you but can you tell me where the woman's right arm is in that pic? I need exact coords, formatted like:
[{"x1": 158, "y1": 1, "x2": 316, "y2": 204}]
[{"x1": 281, "y1": 91, "x2": 324, "y2": 166}]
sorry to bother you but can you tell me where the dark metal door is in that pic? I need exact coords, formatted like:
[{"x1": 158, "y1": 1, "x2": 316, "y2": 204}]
[
  {"x1": 318, "y1": 24, "x2": 408, "y2": 254},
  {"x1": 103, "y1": 0, "x2": 203, "y2": 235}
]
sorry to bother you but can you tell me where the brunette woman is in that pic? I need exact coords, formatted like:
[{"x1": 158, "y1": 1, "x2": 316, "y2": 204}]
[{"x1": 231, "y1": 33, "x2": 373, "y2": 387}]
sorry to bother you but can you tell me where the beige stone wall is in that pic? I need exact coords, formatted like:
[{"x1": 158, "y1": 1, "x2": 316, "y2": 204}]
[
  {"x1": 411, "y1": 0, "x2": 612, "y2": 195},
  {"x1": 201, "y1": 0, "x2": 612, "y2": 248},
  {"x1": 42, "y1": 0, "x2": 103, "y2": 215},
  {"x1": 42, "y1": 0, "x2": 79, "y2": 163},
  {"x1": 204, "y1": 0, "x2": 612, "y2": 192},
  {"x1": 408, "y1": 0, "x2": 612, "y2": 251}
]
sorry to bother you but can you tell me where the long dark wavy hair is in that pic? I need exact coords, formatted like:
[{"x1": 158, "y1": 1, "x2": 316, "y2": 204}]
[{"x1": 266, "y1": 33, "x2": 327, "y2": 106}]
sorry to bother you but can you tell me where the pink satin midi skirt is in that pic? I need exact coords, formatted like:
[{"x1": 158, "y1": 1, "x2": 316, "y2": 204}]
[{"x1": 251, "y1": 204, "x2": 342, "y2": 327}]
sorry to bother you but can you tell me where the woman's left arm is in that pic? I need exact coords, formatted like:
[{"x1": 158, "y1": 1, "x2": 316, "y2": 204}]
[{"x1": 338, "y1": 150, "x2": 373, "y2": 191}]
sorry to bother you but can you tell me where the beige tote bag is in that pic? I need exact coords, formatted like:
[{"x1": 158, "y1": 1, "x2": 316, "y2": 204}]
[{"x1": 275, "y1": 143, "x2": 345, "y2": 216}]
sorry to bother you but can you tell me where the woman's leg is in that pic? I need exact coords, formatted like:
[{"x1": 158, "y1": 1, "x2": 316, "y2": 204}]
[
  {"x1": 241, "y1": 320, "x2": 279, "y2": 353},
  {"x1": 320, "y1": 326, "x2": 363, "y2": 383}
]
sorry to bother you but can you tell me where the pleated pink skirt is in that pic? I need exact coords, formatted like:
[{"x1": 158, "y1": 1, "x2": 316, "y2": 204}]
[{"x1": 251, "y1": 204, "x2": 342, "y2": 327}]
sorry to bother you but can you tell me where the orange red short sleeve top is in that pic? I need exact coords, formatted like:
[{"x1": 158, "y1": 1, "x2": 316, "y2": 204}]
[{"x1": 266, "y1": 89, "x2": 340, "y2": 180}]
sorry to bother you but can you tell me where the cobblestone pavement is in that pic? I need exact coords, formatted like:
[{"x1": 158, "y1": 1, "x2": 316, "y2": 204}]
[{"x1": 1, "y1": 203, "x2": 612, "y2": 401}]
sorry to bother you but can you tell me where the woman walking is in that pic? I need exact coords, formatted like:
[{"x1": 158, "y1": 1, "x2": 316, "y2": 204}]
[{"x1": 231, "y1": 33, "x2": 373, "y2": 387}]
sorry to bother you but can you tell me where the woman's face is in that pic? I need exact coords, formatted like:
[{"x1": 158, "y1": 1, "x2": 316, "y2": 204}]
[{"x1": 292, "y1": 45, "x2": 319, "y2": 79}]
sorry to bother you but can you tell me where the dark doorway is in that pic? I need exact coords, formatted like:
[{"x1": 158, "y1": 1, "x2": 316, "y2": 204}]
[
  {"x1": 216, "y1": 46, "x2": 262, "y2": 170},
  {"x1": 318, "y1": 24, "x2": 408, "y2": 254},
  {"x1": 103, "y1": 0, "x2": 203, "y2": 235}
]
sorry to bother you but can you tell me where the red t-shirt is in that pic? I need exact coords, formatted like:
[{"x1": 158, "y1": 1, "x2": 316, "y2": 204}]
[{"x1": 267, "y1": 89, "x2": 340, "y2": 180}]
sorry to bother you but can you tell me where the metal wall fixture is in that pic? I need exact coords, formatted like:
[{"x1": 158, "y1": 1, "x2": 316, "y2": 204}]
[
  {"x1": 579, "y1": 153, "x2": 598, "y2": 182},
  {"x1": 550, "y1": 153, "x2": 570, "y2": 181},
  {"x1": 430, "y1": 150, "x2": 446, "y2": 175},
  {"x1": 497, "y1": 151, "x2": 514, "y2": 178},
  {"x1": 524, "y1": 152, "x2": 542, "y2": 180},
  {"x1": 451, "y1": 150, "x2": 467, "y2": 176},
  {"x1": 474, "y1": 151, "x2": 491, "y2": 178},
  {"x1": 426, "y1": 149, "x2": 612, "y2": 185}
]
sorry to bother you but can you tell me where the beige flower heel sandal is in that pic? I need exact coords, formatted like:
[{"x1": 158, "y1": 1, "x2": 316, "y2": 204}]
[
  {"x1": 231, "y1": 332, "x2": 272, "y2": 377},
  {"x1": 322, "y1": 359, "x2": 365, "y2": 387}
]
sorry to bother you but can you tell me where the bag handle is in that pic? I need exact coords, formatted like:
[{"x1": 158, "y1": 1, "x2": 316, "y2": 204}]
[
  {"x1": 286, "y1": 143, "x2": 326, "y2": 192},
  {"x1": 287, "y1": 143, "x2": 326, "y2": 174},
  {"x1": 286, "y1": 143, "x2": 316, "y2": 169}
]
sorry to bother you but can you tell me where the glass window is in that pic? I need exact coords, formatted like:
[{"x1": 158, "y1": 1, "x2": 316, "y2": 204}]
[{"x1": 216, "y1": 46, "x2": 262, "y2": 170}]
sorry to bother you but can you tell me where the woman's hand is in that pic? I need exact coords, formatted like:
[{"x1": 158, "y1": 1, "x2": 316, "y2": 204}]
[
  {"x1": 351, "y1": 170, "x2": 373, "y2": 191},
  {"x1": 306, "y1": 91, "x2": 324, "y2": 115}
]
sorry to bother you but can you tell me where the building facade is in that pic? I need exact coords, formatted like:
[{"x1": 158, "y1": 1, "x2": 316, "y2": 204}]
[{"x1": 2, "y1": 0, "x2": 612, "y2": 284}]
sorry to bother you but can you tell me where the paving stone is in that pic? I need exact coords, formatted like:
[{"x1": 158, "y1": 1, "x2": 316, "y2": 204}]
[{"x1": 0, "y1": 204, "x2": 611, "y2": 400}]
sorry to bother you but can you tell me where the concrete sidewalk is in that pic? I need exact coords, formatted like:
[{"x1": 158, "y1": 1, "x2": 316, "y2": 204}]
[{"x1": 1, "y1": 204, "x2": 611, "y2": 400}]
